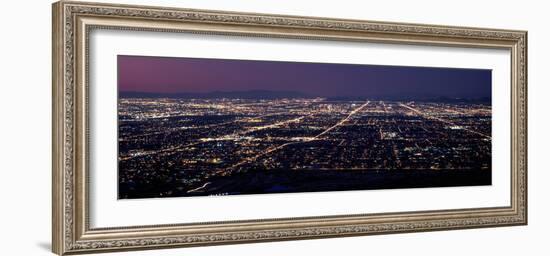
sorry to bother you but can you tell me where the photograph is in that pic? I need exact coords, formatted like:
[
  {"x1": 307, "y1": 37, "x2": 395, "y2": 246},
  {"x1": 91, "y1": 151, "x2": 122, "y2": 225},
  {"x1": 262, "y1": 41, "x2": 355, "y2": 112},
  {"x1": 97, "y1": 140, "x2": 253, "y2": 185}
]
[
  {"x1": 117, "y1": 55, "x2": 493, "y2": 199},
  {"x1": 45, "y1": 1, "x2": 531, "y2": 255}
]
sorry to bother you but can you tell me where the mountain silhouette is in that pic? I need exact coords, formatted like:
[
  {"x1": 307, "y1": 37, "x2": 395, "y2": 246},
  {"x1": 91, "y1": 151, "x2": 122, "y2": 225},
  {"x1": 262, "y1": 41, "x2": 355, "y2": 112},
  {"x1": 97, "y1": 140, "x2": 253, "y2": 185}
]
[{"x1": 119, "y1": 90, "x2": 313, "y2": 99}]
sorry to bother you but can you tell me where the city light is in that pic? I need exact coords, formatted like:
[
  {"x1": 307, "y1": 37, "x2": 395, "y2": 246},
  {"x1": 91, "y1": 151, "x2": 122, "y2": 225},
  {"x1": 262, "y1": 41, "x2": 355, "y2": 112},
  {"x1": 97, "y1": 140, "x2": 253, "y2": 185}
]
[{"x1": 118, "y1": 97, "x2": 492, "y2": 199}]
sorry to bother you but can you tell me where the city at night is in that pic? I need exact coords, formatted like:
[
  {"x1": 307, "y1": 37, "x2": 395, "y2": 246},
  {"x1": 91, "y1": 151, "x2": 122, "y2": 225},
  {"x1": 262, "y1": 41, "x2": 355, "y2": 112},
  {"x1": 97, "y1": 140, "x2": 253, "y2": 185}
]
[{"x1": 117, "y1": 55, "x2": 492, "y2": 199}]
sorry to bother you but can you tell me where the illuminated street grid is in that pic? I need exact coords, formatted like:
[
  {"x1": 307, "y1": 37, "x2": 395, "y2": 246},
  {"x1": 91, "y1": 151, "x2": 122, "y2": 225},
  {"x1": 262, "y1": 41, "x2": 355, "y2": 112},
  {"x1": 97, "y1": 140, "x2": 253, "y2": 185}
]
[{"x1": 118, "y1": 98, "x2": 491, "y2": 198}]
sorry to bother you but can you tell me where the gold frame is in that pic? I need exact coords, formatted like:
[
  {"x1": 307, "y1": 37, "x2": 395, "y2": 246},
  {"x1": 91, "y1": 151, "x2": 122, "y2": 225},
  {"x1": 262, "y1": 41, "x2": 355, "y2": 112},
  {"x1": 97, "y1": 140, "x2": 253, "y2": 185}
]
[{"x1": 52, "y1": 1, "x2": 528, "y2": 255}]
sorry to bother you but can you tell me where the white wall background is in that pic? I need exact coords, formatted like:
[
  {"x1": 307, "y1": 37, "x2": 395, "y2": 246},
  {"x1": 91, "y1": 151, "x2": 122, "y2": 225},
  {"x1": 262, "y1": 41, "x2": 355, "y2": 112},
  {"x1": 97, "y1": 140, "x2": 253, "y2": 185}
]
[{"x1": 0, "y1": 0, "x2": 547, "y2": 255}]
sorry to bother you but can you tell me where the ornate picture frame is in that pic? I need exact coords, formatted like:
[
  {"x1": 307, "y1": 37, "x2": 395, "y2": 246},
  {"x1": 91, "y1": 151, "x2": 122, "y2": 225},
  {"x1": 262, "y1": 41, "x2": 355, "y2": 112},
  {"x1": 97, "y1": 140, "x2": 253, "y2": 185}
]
[{"x1": 52, "y1": 1, "x2": 527, "y2": 255}]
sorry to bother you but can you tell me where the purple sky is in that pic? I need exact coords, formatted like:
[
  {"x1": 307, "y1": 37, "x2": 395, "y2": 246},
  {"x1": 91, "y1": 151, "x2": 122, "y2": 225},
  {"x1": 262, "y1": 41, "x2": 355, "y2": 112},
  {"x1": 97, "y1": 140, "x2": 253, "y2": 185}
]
[{"x1": 118, "y1": 55, "x2": 491, "y2": 99}]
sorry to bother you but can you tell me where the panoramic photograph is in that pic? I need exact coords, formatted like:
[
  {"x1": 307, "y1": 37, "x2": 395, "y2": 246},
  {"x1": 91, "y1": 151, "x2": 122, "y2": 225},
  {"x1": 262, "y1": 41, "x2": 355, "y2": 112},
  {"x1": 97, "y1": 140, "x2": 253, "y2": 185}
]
[{"x1": 117, "y1": 55, "x2": 492, "y2": 199}]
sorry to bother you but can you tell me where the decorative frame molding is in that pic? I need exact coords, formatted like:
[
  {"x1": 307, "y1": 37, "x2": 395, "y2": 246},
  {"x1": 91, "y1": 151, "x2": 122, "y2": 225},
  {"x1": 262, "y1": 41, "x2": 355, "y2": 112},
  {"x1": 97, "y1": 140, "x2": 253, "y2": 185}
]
[{"x1": 52, "y1": 1, "x2": 527, "y2": 255}]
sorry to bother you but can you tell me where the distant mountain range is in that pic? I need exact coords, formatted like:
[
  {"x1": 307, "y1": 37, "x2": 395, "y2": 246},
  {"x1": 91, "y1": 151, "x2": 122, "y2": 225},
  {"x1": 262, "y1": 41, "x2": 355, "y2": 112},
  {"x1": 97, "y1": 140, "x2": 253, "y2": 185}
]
[
  {"x1": 327, "y1": 95, "x2": 491, "y2": 103},
  {"x1": 119, "y1": 90, "x2": 313, "y2": 99},
  {"x1": 119, "y1": 90, "x2": 490, "y2": 103}
]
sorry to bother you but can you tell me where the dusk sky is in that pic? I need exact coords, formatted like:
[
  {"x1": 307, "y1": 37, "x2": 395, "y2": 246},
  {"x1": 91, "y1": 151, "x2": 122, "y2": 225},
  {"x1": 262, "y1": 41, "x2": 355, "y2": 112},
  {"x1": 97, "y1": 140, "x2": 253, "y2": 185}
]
[{"x1": 118, "y1": 55, "x2": 491, "y2": 99}]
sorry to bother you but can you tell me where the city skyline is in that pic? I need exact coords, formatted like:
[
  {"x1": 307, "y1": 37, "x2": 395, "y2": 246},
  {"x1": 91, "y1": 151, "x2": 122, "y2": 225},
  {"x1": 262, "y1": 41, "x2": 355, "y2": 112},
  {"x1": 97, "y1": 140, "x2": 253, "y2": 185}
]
[{"x1": 118, "y1": 55, "x2": 492, "y2": 99}]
